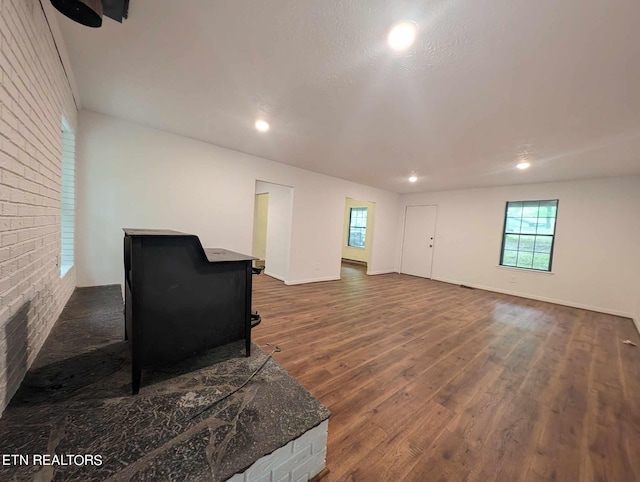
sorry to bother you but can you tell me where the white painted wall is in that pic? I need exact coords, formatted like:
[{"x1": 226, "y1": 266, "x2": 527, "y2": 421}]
[
  {"x1": 399, "y1": 176, "x2": 640, "y2": 318},
  {"x1": 255, "y1": 182, "x2": 293, "y2": 282},
  {"x1": 0, "y1": 0, "x2": 78, "y2": 413},
  {"x1": 76, "y1": 111, "x2": 400, "y2": 287}
]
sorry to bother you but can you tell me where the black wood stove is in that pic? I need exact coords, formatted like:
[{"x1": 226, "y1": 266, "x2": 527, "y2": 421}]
[{"x1": 123, "y1": 229, "x2": 260, "y2": 394}]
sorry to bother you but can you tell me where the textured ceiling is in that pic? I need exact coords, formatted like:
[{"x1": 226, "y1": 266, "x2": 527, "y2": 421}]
[{"x1": 56, "y1": 0, "x2": 640, "y2": 193}]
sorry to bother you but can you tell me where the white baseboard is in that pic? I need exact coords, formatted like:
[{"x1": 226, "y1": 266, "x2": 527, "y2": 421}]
[
  {"x1": 366, "y1": 269, "x2": 397, "y2": 276},
  {"x1": 633, "y1": 316, "x2": 640, "y2": 336},
  {"x1": 285, "y1": 276, "x2": 340, "y2": 286},
  {"x1": 431, "y1": 276, "x2": 635, "y2": 320}
]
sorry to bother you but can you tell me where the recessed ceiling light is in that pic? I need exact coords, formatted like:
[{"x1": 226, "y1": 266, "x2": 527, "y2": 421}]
[
  {"x1": 516, "y1": 161, "x2": 531, "y2": 170},
  {"x1": 409, "y1": 174, "x2": 418, "y2": 183},
  {"x1": 255, "y1": 120, "x2": 270, "y2": 132},
  {"x1": 388, "y1": 22, "x2": 418, "y2": 51}
]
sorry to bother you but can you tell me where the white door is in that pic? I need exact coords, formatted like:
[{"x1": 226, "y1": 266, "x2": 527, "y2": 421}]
[{"x1": 401, "y1": 205, "x2": 437, "y2": 278}]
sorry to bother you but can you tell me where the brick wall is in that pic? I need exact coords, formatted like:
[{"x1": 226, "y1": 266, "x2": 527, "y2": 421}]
[
  {"x1": 0, "y1": 0, "x2": 77, "y2": 414},
  {"x1": 227, "y1": 420, "x2": 328, "y2": 482}
]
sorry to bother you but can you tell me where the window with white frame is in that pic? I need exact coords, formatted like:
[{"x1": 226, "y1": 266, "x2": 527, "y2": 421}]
[
  {"x1": 347, "y1": 207, "x2": 367, "y2": 248},
  {"x1": 500, "y1": 199, "x2": 558, "y2": 271},
  {"x1": 60, "y1": 117, "x2": 75, "y2": 277}
]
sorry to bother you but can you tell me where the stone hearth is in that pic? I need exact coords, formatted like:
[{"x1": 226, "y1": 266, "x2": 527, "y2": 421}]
[{"x1": 0, "y1": 286, "x2": 330, "y2": 481}]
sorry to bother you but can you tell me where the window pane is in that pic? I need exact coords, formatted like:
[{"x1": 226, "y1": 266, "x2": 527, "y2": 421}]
[
  {"x1": 60, "y1": 119, "x2": 75, "y2": 277},
  {"x1": 532, "y1": 253, "x2": 551, "y2": 270},
  {"x1": 500, "y1": 199, "x2": 558, "y2": 272},
  {"x1": 516, "y1": 251, "x2": 533, "y2": 269},
  {"x1": 522, "y1": 201, "x2": 539, "y2": 218},
  {"x1": 506, "y1": 202, "x2": 523, "y2": 217},
  {"x1": 533, "y1": 236, "x2": 552, "y2": 253},
  {"x1": 349, "y1": 228, "x2": 365, "y2": 247},
  {"x1": 520, "y1": 218, "x2": 538, "y2": 234},
  {"x1": 538, "y1": 200, "x2": 557, "y2": 217},
  {"x1": 350, "y1": 207, "x2": 367, "y2": 228},
  {"x1": 502, "y1": 250, "x2": 518, "y2": 266},
  {"x1": 505, "y1": 217, "x2": 522, "y2": 233},
  {"x1": 518, "y1": 235, "x2": 535, "y2": 252},
  {"x1": 504, "y1": 234, "x2": 519, "y2": 250},
  {"x1": 536, "y1": 218, "x2": 555, "y2": 235},
  {"x1": 348, "y1": 207, "x2": 367, "y2": 247}
]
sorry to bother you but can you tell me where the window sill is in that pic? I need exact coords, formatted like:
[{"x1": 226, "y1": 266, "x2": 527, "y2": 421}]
[
  {"x1": 346, "y1": 246, "x2": 366, "y2": 250},
  {"x1": 496, "y1": 265, "x2": 554, "y2": 275}
]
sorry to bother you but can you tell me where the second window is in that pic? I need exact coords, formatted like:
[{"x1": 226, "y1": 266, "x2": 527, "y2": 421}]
[
  {"x1": 348, "y1": 207, "x2": 367, "y2": 248},
  {"x1": 500, "y1": 199, "x2": 558, "y2": 271}
]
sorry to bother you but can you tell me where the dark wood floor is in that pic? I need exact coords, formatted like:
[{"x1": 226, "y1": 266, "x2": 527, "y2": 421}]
[{"x1": 251, "y1": 263, "x2": 640, "y2": 482}]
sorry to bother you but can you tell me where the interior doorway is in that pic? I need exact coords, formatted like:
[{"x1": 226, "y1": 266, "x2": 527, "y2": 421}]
[
  {"x1": 341, "y1": 198, "x2": 375, "y2": 271},
  {"x1": 253, "y1": 181, "x2": 294, "y2": 282},
  {"x1": 252, "y1": 193, "x2": 269, "y2": 266},
  {"x1": 400, "y1": 205, "x2": 437, "y2": 278}
]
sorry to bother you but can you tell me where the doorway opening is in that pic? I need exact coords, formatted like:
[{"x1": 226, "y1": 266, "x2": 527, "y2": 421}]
[
  {"x1": 252, "y1": 181, "x2": 294, "y2": 283},
  {"x1": 341, "y1": 198, "x2": 375, "y2": 273},
  {"x1": 252, "y1": 192, "x2": 269, "y2": 267}
]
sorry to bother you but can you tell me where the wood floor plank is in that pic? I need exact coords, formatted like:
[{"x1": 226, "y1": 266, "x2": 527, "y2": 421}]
[
  {"x1": 251, "y1": 264, "x2": 640, "y2": 481},
  {"x1": 340, "y1": 401, "x2": 455, "y2": 481},
  {"x1": 467, "y1": 393, "x2": 540, "y2": 482},
  {"x1": 403, "y1": 428, "x2": 476, "y2": 482}
]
